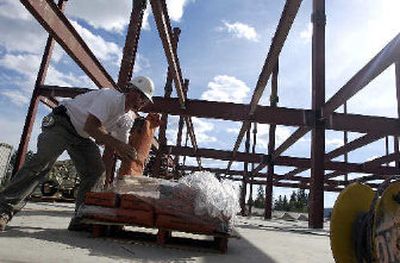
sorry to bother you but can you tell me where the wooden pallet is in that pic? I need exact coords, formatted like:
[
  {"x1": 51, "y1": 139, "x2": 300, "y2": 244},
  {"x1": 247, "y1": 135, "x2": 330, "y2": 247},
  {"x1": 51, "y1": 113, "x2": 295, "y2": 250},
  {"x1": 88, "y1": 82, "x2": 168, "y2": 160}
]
[
  {"x1": 81, "y1": 192, "x2": 239, "y2": 253},
  {"x1": 81, "y1": 217, "x2": 238, "y2": 253}
]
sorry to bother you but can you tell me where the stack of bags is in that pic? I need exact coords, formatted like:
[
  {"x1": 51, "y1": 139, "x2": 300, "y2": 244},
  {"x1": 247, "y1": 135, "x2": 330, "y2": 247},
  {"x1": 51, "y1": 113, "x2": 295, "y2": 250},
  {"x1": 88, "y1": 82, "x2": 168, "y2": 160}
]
[{"x1": 79, "y1": 172, "x2": 240, "y2": 234}]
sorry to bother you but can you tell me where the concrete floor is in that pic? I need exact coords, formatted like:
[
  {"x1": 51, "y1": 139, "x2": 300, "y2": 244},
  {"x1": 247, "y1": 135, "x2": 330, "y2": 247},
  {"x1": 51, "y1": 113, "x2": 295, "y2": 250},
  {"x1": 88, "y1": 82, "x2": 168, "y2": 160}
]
[{"x1": 0, "y1": 202, "x2": 334, "y2": 263}]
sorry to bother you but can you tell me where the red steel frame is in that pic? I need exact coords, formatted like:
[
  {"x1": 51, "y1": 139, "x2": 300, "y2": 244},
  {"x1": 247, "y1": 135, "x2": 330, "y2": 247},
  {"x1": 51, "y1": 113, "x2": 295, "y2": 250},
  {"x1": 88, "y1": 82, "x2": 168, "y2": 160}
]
[{"x1": 14, "y1": 0, "x2": 400, "y2": 228}]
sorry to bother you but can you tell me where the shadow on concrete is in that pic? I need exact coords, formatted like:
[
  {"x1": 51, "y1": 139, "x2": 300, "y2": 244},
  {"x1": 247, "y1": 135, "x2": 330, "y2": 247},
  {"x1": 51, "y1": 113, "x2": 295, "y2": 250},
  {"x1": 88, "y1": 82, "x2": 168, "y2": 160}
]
[
  {"x1": 16, "y1": 209, "x2": 74, "y2": 218},
  {"x1": 236, "y1": 220, "x2": 329, "y2": 237},
  {"x1": 1, "y1": 222, "x2": 277, "y2": 263}
]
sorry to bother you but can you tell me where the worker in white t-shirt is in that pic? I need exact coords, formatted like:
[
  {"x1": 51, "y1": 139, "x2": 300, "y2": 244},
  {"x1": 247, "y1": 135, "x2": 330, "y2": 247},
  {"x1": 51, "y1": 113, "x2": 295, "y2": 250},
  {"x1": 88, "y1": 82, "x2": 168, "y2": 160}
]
[
  {"x1": 0, "y1": 76, "x2": 155, "y2": 232},
  {"x1": 103, "y1": 111, "x2": 136, "y2": 186}
]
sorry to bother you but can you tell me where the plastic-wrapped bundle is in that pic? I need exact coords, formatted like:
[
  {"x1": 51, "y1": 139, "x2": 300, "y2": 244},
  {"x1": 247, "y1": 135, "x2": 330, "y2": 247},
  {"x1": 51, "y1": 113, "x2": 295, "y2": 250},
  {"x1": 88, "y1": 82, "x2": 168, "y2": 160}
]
[
  {"x1": 178, "y1": 171, "x2": 241, "y2": 223},
  {"x1": 83, "y1": 172, "x2": 240, "y2": 233}
]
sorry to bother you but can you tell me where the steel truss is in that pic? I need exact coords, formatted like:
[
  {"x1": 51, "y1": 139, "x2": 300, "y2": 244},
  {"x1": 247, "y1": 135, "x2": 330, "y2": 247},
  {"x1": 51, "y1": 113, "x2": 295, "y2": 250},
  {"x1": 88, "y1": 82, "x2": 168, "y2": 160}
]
[{"x1": 14, "y1": 0, "x2": 400, "y2": 228}]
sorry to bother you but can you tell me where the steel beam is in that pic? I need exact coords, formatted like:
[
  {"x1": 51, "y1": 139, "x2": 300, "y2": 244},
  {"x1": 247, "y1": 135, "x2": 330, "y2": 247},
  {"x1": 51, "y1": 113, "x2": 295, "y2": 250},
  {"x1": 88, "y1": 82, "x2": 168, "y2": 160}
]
[
  {"x1": 274, "y1": 127, "x2": 310, "y2": 157},
  {"x1": 325, "y1": 133, "x2": 382, "y2": 159},
  {"x1": 322, "y1": 33, "x2": 400, "y2": 118},
  {"x1": 39, "y1": 96, "x2": 58, "y2": 109},
  {"x1": 164, "y1": 145, "x2": 399, "y2": 175},
  {"x1": 227, "y1": 0, "x2": 303, "y2": 171},
  {"x1": 117, "y1": 0, "x2": 147, "y2": 90},
  {"x1": 20, "y1": 0, "x2": 116, "y2": 88},
  {"x1": 309, "y1": 0, "x2": 326, "y2": 229},
  {"x1": 277, "y1": 133, "x2": 384, "y2": 182},
  {"x1": 13, "y1": 0, "x2": 66, "y2": 175},
  {"x1": 149, "y1": 1, "x2": 200, "y2": 165},
  {"x1": 39, "y1": 85, "x2": 400, "y2": 136},
  {"x1": 265, "y1": 61, "x2": 279, "y2": 219},
  {"x1": 149, "y1": 0, "x2": 185, "y2": 107},
  {"x1": 174, "y1": 79, "x2": 189, "y2": 166}
]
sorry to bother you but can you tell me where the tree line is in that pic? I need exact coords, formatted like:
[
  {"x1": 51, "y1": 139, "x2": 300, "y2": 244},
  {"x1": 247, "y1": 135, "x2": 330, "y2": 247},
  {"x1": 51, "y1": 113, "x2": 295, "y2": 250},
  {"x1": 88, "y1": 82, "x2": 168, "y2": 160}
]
[{"x1": 252, "y1": 186, "x2": 309, "y2": 212}]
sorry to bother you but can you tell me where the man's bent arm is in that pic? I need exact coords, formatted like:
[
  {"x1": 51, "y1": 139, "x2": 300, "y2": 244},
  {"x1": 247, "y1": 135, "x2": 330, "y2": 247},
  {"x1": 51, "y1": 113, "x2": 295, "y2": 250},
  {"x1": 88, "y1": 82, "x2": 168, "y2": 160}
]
[{"x1": 84, "y1": 114, "x2": 136, "y2": 161}]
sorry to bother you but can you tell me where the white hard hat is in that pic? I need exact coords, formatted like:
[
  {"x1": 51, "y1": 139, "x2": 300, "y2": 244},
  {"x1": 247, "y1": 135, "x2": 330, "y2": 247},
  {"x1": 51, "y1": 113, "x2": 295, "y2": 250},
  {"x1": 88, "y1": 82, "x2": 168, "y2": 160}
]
[{"x1": 128, "y1": 76, "x2": 154, "y2": 103}]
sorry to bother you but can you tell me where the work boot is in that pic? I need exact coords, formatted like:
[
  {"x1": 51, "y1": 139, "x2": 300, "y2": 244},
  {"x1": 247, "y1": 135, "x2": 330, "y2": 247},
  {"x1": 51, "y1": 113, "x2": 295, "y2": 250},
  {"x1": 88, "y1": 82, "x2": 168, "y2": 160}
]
[
  {"x1": 67, "y1": 216, "x2": 91, "y2": 232},
  {"x1": 0, "y1": 214, "x2": 10, "y2": 232}
]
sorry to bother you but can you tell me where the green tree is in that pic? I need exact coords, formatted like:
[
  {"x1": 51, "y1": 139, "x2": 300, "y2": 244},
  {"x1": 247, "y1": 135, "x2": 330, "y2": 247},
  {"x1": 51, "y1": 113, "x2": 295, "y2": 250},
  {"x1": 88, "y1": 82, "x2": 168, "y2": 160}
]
[{"x1": 254, "y1": 185, "x2": 265, "y2": 208}]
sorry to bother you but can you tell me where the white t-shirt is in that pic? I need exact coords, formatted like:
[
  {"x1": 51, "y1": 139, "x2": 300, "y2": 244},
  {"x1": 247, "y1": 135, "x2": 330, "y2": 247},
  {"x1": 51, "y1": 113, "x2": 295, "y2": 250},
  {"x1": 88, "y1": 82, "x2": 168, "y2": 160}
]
[{"x1": 62, "y1": 89, "x2": 135, "y2": 142}]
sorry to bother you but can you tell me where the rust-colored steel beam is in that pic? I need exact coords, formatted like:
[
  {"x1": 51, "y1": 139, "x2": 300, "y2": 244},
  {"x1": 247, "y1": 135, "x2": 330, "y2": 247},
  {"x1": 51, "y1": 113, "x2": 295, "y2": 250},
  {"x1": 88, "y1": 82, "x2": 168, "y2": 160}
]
[
  {"x1": 40, "y1": 85, "x2": 400, "y2": 136},
  {"x1": 228, "y1": 179, "x2": 343, "y2": 192},
  {"x1": 20, "y1": 0, "x2": 116, "y2": 89},
  {"x1": 117, "y1": 0, "x2": 147, "y2": 90},
  {"x1": 322, "y1": 33, "x2": 400, "y2": 118},
  {"x1": 227, "y1": 0, "x2": 303, "y2": 171},
  {"x1": 150, "y1": 0, "x2": 185, "y2": 107},
  {"x1": 153, "y1": 72, "x2": 174, "y2": 177},
  {"x1": 277, "y1": 133, "x2": 384, "y2": 182},
  {"x1": 396, "y1": 61, "x2": 400, "y2": 169},
  {"x1": 149, "y1": 1, "x2": 200, "y2": 165},
  {"x1": 325, "y1": 133, "x2": 383, "y2": 159},
  {"x1": 39, "y1": 96, "x2": 58, "y2": 109},
  {"x1": 241, "y1": 128, "x2": 251, "y2": 215},
  {"x1": 174, "y1": 79, "x2": 189, "y2": 167},
  {"x1": 265, "y1": 61, "x2": 279, "y2": 219},
  {"x1": 273, "y1": 126, "x2": 310, "y2": 158},
  {"x1": 94, "y1": 0, "x2": 145, "y2": 180},
  {"x1": 327, "y1": 112, "x2": 400, "y2": 136},
  {"x1": 13, "y1": 0, "x2": 66, "y2": 175},
  {"x1": 363, "y1": 152, "x2": 400, "y2": 168},
  {"x1": 309, "y1": 0, "x2": 326, "y2": 229},
  {"x1": 164, "y1": 145, "x2": 399, "y2": 175},
  {"x1": 39, "y1": 85, "x2": 92, "y2": 98},
  {"x1": 343, "y1": 102, "x2": 349, "y2": 184}
]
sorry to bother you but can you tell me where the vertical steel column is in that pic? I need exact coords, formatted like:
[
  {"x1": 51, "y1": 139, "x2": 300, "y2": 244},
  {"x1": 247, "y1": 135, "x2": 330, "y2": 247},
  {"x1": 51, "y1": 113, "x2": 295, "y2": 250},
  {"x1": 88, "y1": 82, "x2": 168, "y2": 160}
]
[
  {"x1": 385, "y1": 136, "x2": 389, "y2": 166},
  {"x1": 104, "y1": 0, "x2": 147, "y2": 181},
  {"x1": 241, "y1": 129, "x2": 251, "y2": 216},
  {"x1": 153, "y1": 28, "x2": 181, "y2": 177},
  {"x1": 248, "y1": 122, "x2": 257, "y2": 215},
  {"x1": 265, "y1": 61, "x2": 279, "y2": 219},
  {"x1": 343, "y1": 102, "x2": 348, "y2": 183},
  {"x1": 395, "y1": 62, "x2": 400, "y2": 169},
  {"x1": 174, "y1": 79, "x2": 189, "y2": 167},
  {"x1": 117, "y1": 0, "x2": 147, "y2": 90},
  {"x1": 309, "y1": 0, "x2": 326, "y2": 229},
  {"x1": 13, "y1": 0, "x2": 66, "y2": 176},
  {"x1": 153, "y1": 74, "x2": 173, "y2": 177}
]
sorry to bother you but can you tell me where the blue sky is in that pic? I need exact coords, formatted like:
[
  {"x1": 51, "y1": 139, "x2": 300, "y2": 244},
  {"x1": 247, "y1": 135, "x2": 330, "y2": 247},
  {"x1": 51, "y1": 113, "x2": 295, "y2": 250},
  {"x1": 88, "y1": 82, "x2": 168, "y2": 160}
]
[{"x1": 0, "y1": 0, "x2": 399, "y2": 208}]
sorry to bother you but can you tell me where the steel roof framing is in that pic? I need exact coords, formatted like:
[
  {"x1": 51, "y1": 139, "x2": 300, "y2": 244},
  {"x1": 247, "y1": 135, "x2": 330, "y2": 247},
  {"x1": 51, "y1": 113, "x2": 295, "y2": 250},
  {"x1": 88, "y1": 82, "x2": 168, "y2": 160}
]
[{"x1": 14, "y1": 0, "x2": 400, "y2": 229}]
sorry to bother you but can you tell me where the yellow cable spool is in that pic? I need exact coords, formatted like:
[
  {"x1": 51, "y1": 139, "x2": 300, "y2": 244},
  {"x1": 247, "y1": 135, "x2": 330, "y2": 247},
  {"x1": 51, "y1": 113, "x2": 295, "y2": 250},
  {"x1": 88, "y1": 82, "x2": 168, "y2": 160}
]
[
  {"x1": 330, "y1": 182, "x2": 375, "y2": 263},
  {"x1": 373, "y1": 181, "x2": 400, "y2": 263}
]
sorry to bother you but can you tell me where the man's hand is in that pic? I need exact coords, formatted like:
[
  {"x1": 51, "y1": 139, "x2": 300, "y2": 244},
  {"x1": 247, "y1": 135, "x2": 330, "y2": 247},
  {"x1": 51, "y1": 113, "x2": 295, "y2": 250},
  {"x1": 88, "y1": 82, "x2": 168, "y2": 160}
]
[
  {"x1": 84, "y1": 114, "x2": 137, "y2": 161},
  {"x1": 115, "y1": 141, "x2": 137, "y2": 161}
]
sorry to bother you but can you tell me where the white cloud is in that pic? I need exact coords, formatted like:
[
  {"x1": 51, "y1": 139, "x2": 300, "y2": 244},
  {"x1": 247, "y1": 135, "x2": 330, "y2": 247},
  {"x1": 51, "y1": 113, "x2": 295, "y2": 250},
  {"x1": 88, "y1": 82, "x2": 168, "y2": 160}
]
[
  {"x1": 1, "y1": 90, "x2": 30, "y2": 105},
  {"x1": 166, "y1": 0, "x2": 194, "y2": 22},
  {"x1": 0, "y1": 16, "x2": 46, "y2": 54},
  {"x1": 218, "y1": 21, "x2": 259, "y2": 42},
  {"x1": 201, "y1": 75, "x2": 250, "y2": 103},
  {"x1": 0, "y1": 53, "x2": 96, "y2": 105},
  {"x1": 254, "y1": 125, "x2": 296, "y2": 151},
  {"x1": 70, "y1": 21, "x2": 121, "y2": 64},
  {"x1": 0, "y1": 54, "x2": 41, "y2": 77},
  {"x1": 66, "y1": 0, "x2": 132, "y2": 33},
  {"x1": 227, "y1": 127, "x2": 240, "y2": 134},
  {"x1": 326, "y1": 138, "x2": 344, "y2": 147},
  {"x1": 300, "y1": 23, "x2": 312, "y2": 43},
  {"x1": 192, "y1": 117, "x2": 217, "y2": 143},
  {"x1": 165, "y1": 116, "x2": 216, "y2": 146},
  {"x1": 67, "y1": 0, "x2": 193, "y2": 33},
  {"x1": 0, "y1": 0, "x2": 32, "y2": 21}
]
